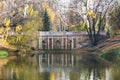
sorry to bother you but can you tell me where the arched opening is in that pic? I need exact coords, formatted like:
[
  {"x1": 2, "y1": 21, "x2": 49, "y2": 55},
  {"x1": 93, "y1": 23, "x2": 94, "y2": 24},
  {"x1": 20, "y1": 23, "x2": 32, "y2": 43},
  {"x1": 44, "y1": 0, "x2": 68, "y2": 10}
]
[
  {"x1": 42, "y1": 40, "x2": 46, "y2": 49},
  {"x1": 55, "y1": 40, "x2": 61, "y2": 49},
  {"x1": 67, "y1": 39, "x2": 72, "y2": 50}
]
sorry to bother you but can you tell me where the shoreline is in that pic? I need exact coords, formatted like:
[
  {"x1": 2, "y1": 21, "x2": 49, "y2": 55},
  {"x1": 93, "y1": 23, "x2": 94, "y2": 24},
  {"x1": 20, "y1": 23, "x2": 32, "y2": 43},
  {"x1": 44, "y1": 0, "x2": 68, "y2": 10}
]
[{"x1": 0, "y1": 56, "x2": 16, "y2": 67}]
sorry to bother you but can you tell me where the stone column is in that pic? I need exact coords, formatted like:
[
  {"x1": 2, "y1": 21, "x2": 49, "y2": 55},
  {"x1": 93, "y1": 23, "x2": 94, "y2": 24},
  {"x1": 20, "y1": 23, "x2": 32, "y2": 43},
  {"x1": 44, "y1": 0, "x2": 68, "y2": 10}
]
[
  {"x1": 75, "y1": 37, "x2": 77, "y2": 48},
  {"x1": 39, "y1": 37, "x2": 40, "y2": 49},
  {"x1": 66, "y1": 37, "x2": 68, "y2": 49},
  {"x1": 72, "y1": 38, "x2": 74, "y2": 49},
  {"x1": 52, "y1": 37, "x2": 54, "y2": 49},
  {"x1": 48, "y1": 37, "x2": 49, "y2": 49},
  {"x1": 61, "y1": 37, "x2": 63, "y2": 49},
  {"x1": 39, "y1": 37, "x2": 42, "y2": 49}
]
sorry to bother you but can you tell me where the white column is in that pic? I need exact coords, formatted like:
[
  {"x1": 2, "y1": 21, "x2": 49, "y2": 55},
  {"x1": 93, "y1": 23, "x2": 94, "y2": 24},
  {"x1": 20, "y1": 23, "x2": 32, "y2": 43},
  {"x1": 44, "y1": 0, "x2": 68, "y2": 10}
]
[
  {"x1": 52, "y1": 37, "x2": 53, "y2": 49},
  {"x1": 41, "y1": 39, "x2": 43, "y2": 49},
  {"x1": 39, "y1": 37, "x2": 40, "y2": 49},
  {"x1": 72, "y1": 38, "x2": 74, "y2": 49},
  {"x1": 66, "y1": 37, "x2": 68, "y2": 49},
  {"x1": 75, "y1": 37, "x2": 77, "y2": 49},
  {"x1": 48, "y1": 38, "x2": 49, "y2": 49},
  {"x1": 39, "y1": 37, "x2": 42, "y2": 49},
  {"x1": 61, "y1": 37, "x2": 63, "y2": 49},
  {"x1": 63, "y1": 37, "x2": 64, "y2": 49}
]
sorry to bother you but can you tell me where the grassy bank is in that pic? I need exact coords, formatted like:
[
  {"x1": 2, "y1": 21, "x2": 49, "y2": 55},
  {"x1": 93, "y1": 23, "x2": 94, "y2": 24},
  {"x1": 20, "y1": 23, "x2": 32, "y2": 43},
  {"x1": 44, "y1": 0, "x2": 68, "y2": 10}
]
[{"x1": 100, "y1": 48, "x2": 120, "y2": 62}]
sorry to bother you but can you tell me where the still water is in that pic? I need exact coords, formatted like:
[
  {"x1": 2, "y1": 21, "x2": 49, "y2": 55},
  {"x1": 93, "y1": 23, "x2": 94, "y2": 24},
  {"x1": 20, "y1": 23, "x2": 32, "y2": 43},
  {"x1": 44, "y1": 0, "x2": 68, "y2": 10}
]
[{"x1": 0, "y1": 53, "x2": 120, "y2": 80}]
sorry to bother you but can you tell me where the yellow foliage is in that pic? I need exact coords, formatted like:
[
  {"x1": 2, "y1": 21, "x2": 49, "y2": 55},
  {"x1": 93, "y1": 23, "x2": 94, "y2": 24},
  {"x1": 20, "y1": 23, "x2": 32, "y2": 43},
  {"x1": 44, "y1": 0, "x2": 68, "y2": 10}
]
[
  {"x1": 50, "y1": 73, "x2": 55, "y2": 80},
  {"x1": 28, "y1": 5, "x2": 34, "y2": 17},
  {"x1": 89, "y1": 10, "x2": 93, "y2": 16},
  {"x1": 86, "y1": 13, "x2": 88, "y2": 16},
  {"x1": 5, "y1": 18, "x2": 10, "y2": 27},
  {"x1": 0, "y1": 28, "x2": 2, "y2": 34},
  {"x1": 16, "y1": 25, "x2": 22, "y2": 32},
  {"x1": 0, "y1": 2, "x2": 3, "y2": 8},
  {"x1": 87, "y1": 10, "x2": 96, "y2": 18},
  {"x1": 10, "y1": 11, "x2": 16, "y2": 16},
  {"x1": 1, "y1": 37, "x2": 5, "y2": 42},
  {"x1": 6, "y1": 42, "x2": 9, "y2": 46},
  {"x1": 6, "y1": 27, "x2": 10, "y2": 31},
  {"x1": 105, "y1": 22, "x2": 109, "y2": 32},
  {"x1": 42, "y1": 2, "x2": 55, "y2": 23},
  {"x1": 29, "y1": 9, "x2": 33, "y2": 17}
]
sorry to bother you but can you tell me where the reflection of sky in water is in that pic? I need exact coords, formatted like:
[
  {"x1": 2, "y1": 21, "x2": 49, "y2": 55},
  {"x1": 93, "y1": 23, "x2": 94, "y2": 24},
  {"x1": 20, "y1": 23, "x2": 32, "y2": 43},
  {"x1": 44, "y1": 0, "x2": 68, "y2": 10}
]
[{"x1": 0, "y1": 53, "x2": 120, "y2": 80}]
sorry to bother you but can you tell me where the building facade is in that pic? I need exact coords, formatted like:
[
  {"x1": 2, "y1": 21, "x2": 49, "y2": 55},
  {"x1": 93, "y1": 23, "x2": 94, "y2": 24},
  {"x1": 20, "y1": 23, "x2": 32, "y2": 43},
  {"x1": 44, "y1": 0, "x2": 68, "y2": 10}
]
[{"x1": 38, "y1": 31, "x2": 88, "y2": 49}]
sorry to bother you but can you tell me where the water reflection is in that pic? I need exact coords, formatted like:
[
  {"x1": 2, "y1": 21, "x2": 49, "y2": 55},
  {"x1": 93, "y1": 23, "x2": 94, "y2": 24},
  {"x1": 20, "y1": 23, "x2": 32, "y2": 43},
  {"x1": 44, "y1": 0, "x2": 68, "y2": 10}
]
[
  {"x1": 38, "y1": 54, "x2": 76, "y2": 67},
  {"x1": 0, "y1": 53, "x2": 120, "y2": 80}
]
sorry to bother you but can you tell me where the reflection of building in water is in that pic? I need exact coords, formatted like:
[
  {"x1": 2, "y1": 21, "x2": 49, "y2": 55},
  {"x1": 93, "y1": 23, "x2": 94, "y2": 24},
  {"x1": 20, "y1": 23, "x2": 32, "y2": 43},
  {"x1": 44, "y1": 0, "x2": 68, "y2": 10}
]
[
  {"x1": 1, "y1": 54, "x2": 113, "y2": 80},
  {"x1": 38, "y1": 31, "x2": 88, "y2": 49},
  {"x1": 39, "y1": 54, "x2": 76, "y2": 66},
  {"x1": 38, "y1": 54, "x2": 112, "y2": 80}
]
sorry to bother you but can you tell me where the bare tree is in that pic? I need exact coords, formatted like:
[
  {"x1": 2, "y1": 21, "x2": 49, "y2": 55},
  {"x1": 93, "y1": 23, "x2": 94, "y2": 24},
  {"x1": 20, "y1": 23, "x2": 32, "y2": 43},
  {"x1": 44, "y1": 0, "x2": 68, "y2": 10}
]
[{"x1": 67, "y1": 0, "x2": 115, "y2": 46}]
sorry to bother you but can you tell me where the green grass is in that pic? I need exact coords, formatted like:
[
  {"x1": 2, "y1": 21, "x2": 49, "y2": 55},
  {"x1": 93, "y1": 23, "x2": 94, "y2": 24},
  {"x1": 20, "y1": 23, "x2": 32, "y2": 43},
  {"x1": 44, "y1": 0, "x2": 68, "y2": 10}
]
[
  {"x1": 100, "y1": 49, "x2": 120, "y2": 62},
  {"x1": 0, "y1": 50, "x2": 9, "y2": 58}
]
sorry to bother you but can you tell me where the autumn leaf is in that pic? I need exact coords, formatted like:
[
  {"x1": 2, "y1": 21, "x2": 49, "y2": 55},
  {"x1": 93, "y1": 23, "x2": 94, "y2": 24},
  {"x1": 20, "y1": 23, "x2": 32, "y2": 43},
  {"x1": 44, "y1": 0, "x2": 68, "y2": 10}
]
[
  {"x1": 29, "y1": 9, "x2": 33, "y2": 17},
  {"x1": 0, "y1": 28, "x2": 2, "y2": 34},
  {"x1": 0, "y1": 2, "x2": 3, "y2": 8},
  {"x1": 5, "y1": 18, "x2": 10, "y2": 27},
  {"x1": 28, "y1": 5, "x2": 34, "y2": 17},
  {"x1": 16, "y1": 25, "x2": 22, "y2": 32},
  {"x1": 1, "y1": 37, "x2": 5, "y2": 42},
  {"x1": 89, "y1": 10, "x2": 96, "y2": 18}
]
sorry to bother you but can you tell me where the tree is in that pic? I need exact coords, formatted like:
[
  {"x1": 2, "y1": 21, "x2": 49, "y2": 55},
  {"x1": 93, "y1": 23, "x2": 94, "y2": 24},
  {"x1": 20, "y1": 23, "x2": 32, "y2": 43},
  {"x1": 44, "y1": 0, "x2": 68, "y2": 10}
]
[
  {"x1": 68, "y1": 0, "x2": 114, "y2": 46},
  {"x1": 85, "y1": 0, "x2": 114, "y2": 46},
  {"x1": 109, "y1": 2, "x2": 120, "y2": 34},
  {"x1": 1, "y1": 18, "x2": 11, "y2": 44},
  {"x1": 8, "y1": 15, "x2": 43, "y2": 52},
  {"x1": 43, "y1": 9, "x2": 51, "y2": 31}
]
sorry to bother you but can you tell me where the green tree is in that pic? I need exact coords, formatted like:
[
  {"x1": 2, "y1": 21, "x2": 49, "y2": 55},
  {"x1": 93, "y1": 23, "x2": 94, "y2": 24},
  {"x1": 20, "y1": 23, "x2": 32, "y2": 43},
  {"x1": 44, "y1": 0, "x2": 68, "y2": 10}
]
[
  {"x1": 8, "y1": 16, "x2": 43, "y2": 52},
  {"x1": 43, "y1": 9, "x2": 51, "y2": 31}
]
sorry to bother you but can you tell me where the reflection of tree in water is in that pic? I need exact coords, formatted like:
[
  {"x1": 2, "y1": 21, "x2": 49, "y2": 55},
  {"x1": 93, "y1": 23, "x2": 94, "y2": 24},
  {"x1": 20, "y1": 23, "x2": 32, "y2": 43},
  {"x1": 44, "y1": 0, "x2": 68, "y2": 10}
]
[
  {"x1": 87, "y1": 67, "x2": 105, "y2": 80},
  {"x1": 43, "y1": 72, "x2": 50, "y2": 80},
  {"x1": 69, "y1": 67, "x2": 106, "y2": 80},
  {"x1": 2, "y1": 54, "x2": 116, "y2": 80}
]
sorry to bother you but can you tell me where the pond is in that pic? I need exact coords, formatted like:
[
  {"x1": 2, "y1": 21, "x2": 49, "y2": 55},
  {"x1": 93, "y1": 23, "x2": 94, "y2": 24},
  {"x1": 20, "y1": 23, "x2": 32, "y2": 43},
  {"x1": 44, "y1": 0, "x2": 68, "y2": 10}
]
[{"x1": 0, "y1": 52, "x2": 120, "y2": 80}]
